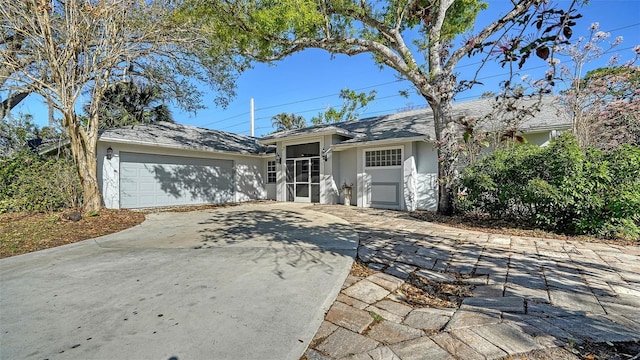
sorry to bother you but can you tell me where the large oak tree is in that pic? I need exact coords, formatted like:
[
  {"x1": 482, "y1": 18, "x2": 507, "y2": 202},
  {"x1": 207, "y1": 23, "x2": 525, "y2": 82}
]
[
  {"x1": 182, "y1": 0, "x2": 582, "y2": 214},
  {"x1": 1, "y1": 0, "x2": 244, "y2": 213}
]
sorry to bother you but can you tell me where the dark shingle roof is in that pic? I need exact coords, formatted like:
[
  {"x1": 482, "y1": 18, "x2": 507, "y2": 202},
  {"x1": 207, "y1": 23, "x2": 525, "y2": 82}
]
[
  {"x1": 263, "y1": 97, "x2": 570, "y2": 144},
  {"x1": 97, "y1": 98, "x2": 570, "y2": 154},
  {"x1": 99, "y1": 122, "x2": 270, "y2": 155}
]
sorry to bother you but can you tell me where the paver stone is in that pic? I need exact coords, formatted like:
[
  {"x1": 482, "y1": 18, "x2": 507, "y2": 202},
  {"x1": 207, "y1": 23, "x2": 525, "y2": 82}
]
[
  {"x1": 366, "y1": 305, "x2": 403, "y2": 323},
  {"x1": 548, "y1": 288, "x2": 605, "y2": 314},
  {"x1": 444, "y1": 309, "x2": 501, "y2": 330},
  {"x1": 395, "y1": 253, "x2": 436, "y2": 269},
  {"x1": 429, "y1": 332, "x2": 484, "y2": 360},
  {"x1": 403, "y1": 308, "x2": 453, "y2": 331},
  {"x1": 450, "y1": 328, "x2": 508, "y2": 359},
  {"x1": 414, "y1": 269, "x2": 456, "y2": 283},
  {"x1": 366, "y1": 320, "x2": 424, "y2": 344},
  {"x1": 364, "y1": 346, "x2": 401, "y2": 360},
  {"x1": 470, "y1": 323, "x2": 543, "y2": 355},
  {"x1": 325, "y1": 301, "x2": 374, "y2": 333},
  {"x1": 367, "y1": 273, "x2": 404, "y2": 292},
  {"x1": 389, "y1": 337, "x2": 453, "y2": 360},
  {"x1": 374, "y1": 300, "x2": 412, "y2": 318},
  {"x1": 314, "y1": 321, "x2": 339, "y2": 340},
  {"x1": 461, "y1": 296, "x2": 525, "y2": 313},
  {"x1": 337, "y1": 293, "x2": 369, "y2": 310},
  {"x1": 384, "y1": 263, "x2": 416, "y2": 280},
  {"x1": 304, "y1": 348, "x2": 333, "y2": 360},
  {"x1": 316, "y1": 327, "x2": 379, "y2": 359},
  {"x1": 344, "y1": 280, "x2": 391, "y2": 304}
]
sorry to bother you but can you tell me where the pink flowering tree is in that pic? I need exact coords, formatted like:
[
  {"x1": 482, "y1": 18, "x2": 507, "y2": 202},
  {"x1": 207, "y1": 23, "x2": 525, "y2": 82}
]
[{"x1": 556, "y1": 23, "x2": 640, "y2": 149}]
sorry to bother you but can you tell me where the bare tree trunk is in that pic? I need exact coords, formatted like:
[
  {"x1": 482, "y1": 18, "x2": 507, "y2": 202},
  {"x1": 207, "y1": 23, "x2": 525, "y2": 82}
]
[
  {"x1": 421, "y1": 74, "x2": 457, "y2": 215},
  {"x1": 64, "y1": 112, "x2": 102, "y2": 213},
  {"x1": 434, "y1": 105, "x2": 458, "y2": 216}
]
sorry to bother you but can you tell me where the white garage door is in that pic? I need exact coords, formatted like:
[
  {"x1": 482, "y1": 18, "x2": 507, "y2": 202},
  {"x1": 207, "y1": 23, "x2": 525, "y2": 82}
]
[
  {"x1": 364, "y1": 148, "x2": 402, "y2": 210},
  {"x1": 119, "y1": 152, "x2": 235, "y2": 209}
]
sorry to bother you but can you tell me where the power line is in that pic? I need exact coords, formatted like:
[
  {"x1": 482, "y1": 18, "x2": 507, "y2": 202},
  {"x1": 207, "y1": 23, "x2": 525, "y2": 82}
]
[
  {"x1": 253, "y1": 79, "x2": 403, "y2": 112},
  {"x1": 197, "y1": 23, "x2": 639, "y2": 131},
  {"x1": 199, "y1": 111, "x2": 251, "y2": 127}
]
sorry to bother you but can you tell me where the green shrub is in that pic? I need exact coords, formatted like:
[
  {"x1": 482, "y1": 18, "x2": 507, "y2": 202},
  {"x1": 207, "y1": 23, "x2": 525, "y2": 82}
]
[
  {"x1": 459, "y1": 134, "x2": 640, "y2": 240},
  {"x1": 0, "y1": 151, "x2": 81, "y2": 213}
]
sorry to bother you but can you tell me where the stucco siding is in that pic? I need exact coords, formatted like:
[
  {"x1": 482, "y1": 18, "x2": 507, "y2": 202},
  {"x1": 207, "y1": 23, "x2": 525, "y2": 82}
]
[
  {"x1": 415, "y1": 141, "x2": 438, "y2": 211},
  {"x1": 235, "y1": 157, "x2": 267, "y2": 202},
  {"x1": 524, "y1": 131, "x2": 553, "y2": 146},
  {"x1": 338, "y1": 148, "x2": 358, "y2": 205}
]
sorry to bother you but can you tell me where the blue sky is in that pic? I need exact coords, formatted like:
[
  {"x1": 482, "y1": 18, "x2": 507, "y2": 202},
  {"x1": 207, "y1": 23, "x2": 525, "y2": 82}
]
[{"x1": 9, "y1": 0, "x2": 640, "y2": 137}]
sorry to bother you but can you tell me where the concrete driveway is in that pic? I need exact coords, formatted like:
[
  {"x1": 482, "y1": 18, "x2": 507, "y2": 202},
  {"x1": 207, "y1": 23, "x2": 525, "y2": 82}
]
[{"x1": 0, "y1": 203, "x2": 357, "y2": 360}]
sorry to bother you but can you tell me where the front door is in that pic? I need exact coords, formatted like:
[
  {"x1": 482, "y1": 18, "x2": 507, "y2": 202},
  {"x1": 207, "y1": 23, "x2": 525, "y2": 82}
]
[{"x1": 286, "y1": 157, "x2": 320, "y2": 203}]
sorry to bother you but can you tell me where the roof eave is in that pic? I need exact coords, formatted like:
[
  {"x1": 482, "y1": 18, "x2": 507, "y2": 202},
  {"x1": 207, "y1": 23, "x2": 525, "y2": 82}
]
[
  {"x1": 521, "y1": 123, "x2": 571, "y2": 133},
  {"x1": 38, "y1": 138, "x2": 71, "y2": 156},
  {"x1": 259, "y1": 127, "x2": 356, "y2": 145},
  {"x1": 331, "y1": 135, "x2": 432, "y2": 151},
  {"x1": 98, "y1": 137, "x2": 270, "y2": 158}
]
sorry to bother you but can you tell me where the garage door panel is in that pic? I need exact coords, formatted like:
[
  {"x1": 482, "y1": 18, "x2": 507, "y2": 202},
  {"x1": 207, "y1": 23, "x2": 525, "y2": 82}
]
[{"x1": 119, "y1": 152, "x2": 235, "y2": 209}]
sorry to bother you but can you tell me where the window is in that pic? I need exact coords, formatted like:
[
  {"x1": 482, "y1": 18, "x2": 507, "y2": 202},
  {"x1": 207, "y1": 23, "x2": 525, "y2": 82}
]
[
  {"x1": 267, "y1": 160, "x2": 276, "y2": 183},
  {"x1": 365, "y1": 148, "x2": 402, "y2": 167}
]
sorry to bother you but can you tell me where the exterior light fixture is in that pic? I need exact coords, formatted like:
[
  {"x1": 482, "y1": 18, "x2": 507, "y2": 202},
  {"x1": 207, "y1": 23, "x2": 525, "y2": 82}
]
[
  {"x1": 275, "y1": 152, "x2": 281, "y2": 164},
  {"x1": 106, "y1": 147, "x2": 113, "y2": 160},
  {"x1": 322, "y1": 147, "x2": 331, "y2": 162}
]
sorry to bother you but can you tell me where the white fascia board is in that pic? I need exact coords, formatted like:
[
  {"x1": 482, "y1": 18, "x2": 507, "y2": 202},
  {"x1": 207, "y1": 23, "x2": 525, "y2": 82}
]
[
  {"x1": 521, "y1": 124, "x2": 571, "y2": 133},
  {"x1": 98, "y1": 137, "x2": 272, "y2": 158},
  {"x1": 259, "y1": 128, "x2": 355, "y2": 145},
  {"x1": 331, "y1": 136, "x2": 432, "y2": 151}
]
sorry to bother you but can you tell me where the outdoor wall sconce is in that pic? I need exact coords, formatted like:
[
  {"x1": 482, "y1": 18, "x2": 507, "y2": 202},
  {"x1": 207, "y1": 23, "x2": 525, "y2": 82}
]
[
  {"x1": 275, "y1": 152, "x2": 282, "y2": 164},
  {"x1": 322, "y1": 147, "x2": 331, "y2": 162},
  {"x1": 106, "y1": 147, "x2": 114, "y2": 160}
]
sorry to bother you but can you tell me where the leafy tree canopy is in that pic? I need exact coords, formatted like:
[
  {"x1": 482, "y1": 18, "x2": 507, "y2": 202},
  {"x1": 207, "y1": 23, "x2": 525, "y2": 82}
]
[
  {"x1": 311, "y1": 89, "x2": 376, "y2": 125},
  {"x1": 1, "y1": 0, "x2": 246, "y2": 212},
  {"x1": 271, "y1": 112, "x2": 307, "y2": 131},
  {"x1": 86, "y1": 82, "x2": 174, "y2": 129},
  {"x1": 179, "y1": 0, "x2": 582, "y2": 215}
]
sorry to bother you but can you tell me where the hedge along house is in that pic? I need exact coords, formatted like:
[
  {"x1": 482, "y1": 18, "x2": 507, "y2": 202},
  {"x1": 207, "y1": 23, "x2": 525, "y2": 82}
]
[{"x1": 97, "y1": 97, "x2": 570, "y2": 210}]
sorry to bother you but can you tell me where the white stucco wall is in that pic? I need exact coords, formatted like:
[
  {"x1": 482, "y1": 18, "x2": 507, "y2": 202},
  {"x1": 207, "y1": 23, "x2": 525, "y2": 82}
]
[
  {"x1": 97, "y1": 142, "x2": 267, "y2": 209},
  {"x1": 235, "y1": 157, "x2": 268, "y2": 202},
  {"x1": 338, "y1": 148, "x2": 358, "y2": 206},
  {"x1": 97, "y1": 143, "x2": 119, "y2": 209},
  {"x1": 328, "y1": 149, "x2": 341, "y2": 205},
  {"x1": 524, "y1": 131, "x2": 554, "y2": 146},
  {"x1": 321, "y1": 135, "x2": 339, "y2": 204},
  {"x1": 415, "y1": 141, "x2": 438, "y2": 211}
]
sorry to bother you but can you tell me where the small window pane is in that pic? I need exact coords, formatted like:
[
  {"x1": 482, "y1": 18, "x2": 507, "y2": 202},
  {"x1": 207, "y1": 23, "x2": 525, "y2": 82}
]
[
  {"x1": 365, "y1": 149, "x2": 401, "y2": 167},
  {"x1": 267, "y1": 160, "x2": 276, "y2": 183}
]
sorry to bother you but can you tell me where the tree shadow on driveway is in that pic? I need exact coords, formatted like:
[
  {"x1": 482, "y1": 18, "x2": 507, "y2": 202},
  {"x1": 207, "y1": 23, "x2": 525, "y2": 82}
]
[{"x1": 195, "y1": 208, "x2": 358, "y2": 279}]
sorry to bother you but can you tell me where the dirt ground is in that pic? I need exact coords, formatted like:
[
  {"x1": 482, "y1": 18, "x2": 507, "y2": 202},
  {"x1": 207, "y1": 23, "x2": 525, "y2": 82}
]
[{"x1": 0, "y1": 209, "x2": 146, "y2": 258}]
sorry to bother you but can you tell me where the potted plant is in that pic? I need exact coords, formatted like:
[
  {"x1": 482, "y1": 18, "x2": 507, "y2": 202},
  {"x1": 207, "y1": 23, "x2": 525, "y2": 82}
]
[{"x1": 341, "y1": 181, "x2": 354, "y2": 206}]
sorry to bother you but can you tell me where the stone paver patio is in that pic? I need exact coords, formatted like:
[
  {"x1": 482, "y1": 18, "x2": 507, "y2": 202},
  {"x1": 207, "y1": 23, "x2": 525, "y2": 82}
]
[{"x1": 302, "y1": 205, "x2": 640, "y2": 360}]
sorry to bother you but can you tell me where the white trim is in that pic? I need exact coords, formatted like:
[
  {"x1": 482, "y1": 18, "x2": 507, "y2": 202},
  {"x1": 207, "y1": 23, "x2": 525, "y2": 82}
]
[
  {"x1": 99, "y1": 137, "x2": 270, "y2": 158},
  {"x1": 260, "y1": 128, "x2": 354, "y2": 145},
  {"x1": 266, "y1": 160, "x2": 277, "y2": 184},
  {"x1": 331, "y1": 136, "x2": 430, "y2": 151}
]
